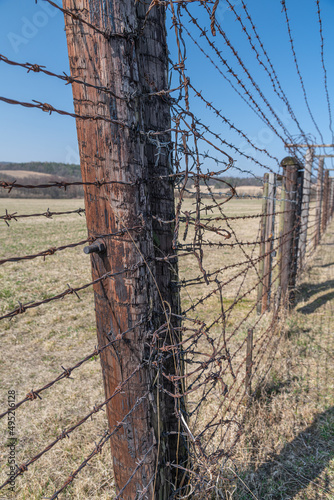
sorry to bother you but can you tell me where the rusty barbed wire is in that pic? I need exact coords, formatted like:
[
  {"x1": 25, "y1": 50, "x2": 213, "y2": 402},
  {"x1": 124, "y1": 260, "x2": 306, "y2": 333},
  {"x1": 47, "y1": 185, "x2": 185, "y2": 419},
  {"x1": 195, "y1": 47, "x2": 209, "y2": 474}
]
[
  {"x1": 173, "y1": 99, "x2": 279, "y2": 174},
  {"x1": 182, "y1": 5, "x2": 291, "y2": 147},
  {"x1": 186, "y1": 80, "x2": 281, "y2": 167},
  {"x1": 281, "y1": 0, "x2": 324, "y2": 144},
  {"x1": 202, "y1": 3, "x2": 297, "y2": 145},
  {"x1": 0, "y1": 320, "x2": 144, "y2": 419},
  {"x1": 0, "y1": 207, "x2": 85, "y2": 225},
  {"x1": 47, "y1": 393, "x2": 150, "y2": 500},
  {"x1": 0, "y1": 225, "x2": 143, "y2": 266},
  {"x1": 0, "y1": 260, "x2": 144, "y2": 321},
  {"x1": 174, "y1": 15, "x2": 267, "y2": 127},
  {"x1": 223, "y1": 0, "x2": 310, "y2": 145},
  {"x1": 0, "y1": 370, "x2": 147, "y2": 491},
  {"x1": 0, "y1": 95, "x2": 129, "y2": 127},
  {"x1": 315, "y1": 0, "x2": 334, "y2": 143},
  {"x1": 0, "y1": 53, "x2": 184, "y2": 103},
  {"x1": 0, "y1": 1, "x2": 332, "y2": 497},
  {"x1": 0, "y1": 177, "x2": 130, "y2": 192},
  {"x1": 0, "y1": 95, "x2": 195, "y2": 141},
  {"x1": 0, "y1": 95, "x2": 236, "y2": 167},
  {"x1": 38, "y1": 0, "x2": 137, "y2": 39},
  {"x1": 183, "y1": 252, "x2": 295, "y2": 450}
]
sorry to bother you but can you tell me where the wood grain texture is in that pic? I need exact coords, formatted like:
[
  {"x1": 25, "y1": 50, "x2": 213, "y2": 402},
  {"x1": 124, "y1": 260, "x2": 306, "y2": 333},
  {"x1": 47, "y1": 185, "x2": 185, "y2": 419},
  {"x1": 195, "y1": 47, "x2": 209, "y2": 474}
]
[
  {"x1": 62, "y1": 1, "x2": 185, "y2": 497},
  {"x1": 280, "y1": 158, "x2": 303, "y2": 308}
]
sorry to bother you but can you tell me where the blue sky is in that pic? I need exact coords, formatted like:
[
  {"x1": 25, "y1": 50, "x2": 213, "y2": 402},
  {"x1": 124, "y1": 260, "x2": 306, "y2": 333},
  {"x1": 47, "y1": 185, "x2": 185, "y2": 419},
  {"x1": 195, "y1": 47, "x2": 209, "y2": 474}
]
[{"x1": 1, "y1": 0, "x2": 334, "y2": 176}]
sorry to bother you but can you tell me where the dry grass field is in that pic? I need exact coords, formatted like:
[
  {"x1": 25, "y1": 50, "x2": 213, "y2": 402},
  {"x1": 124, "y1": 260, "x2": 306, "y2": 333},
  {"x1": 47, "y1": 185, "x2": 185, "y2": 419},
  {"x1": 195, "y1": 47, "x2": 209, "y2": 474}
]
[
  {"x1": 228, "y1": 223, "x2": 334, "y2": 500},
  {"x1": 0, "y1": 197, "x2": 333, "y2": 499},
  {"x1": 0, "y1": 171, "x2": 57, "y2": 180}
]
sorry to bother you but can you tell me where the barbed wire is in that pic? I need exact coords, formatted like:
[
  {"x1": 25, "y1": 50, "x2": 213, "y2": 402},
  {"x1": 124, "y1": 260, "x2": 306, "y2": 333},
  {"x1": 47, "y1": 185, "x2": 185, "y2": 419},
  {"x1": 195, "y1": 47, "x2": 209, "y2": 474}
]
[
  {"x1": 38, "y1": 0, "x2": 136, "y2": 39},
  {"x1": 0, "y1": 0, "x2": 333, "y2": 498},
  {"x1": 224, "y1": 0, "x2": 309, "y2": 145},
  {"x1": 315, "y1": 0, "x2": 334, "y2": 143},
  {"x1": 0, "y1": 321, "x2": 144, "y2": 419},
  {"x1": 202, "y1": 2, "x2": 297, "y2": 145},
  {"x1": 0, "y1": 225, "x2": 142, "y2": 266},
  {"x1": 0, "y1": 260, "x2": 144, "y2": 321},
  {"x1": 0, "y1": 53, "x2": 184, "y2": 103},
  {"x1": 0, "y1": 369, "x2": 146, "y2": 491},
  {"x1": 281, "y1": 0, "x2": 324, "y2": 144},
  {"x1": 0, "y1": 207, "x2": 85, "y2": 225},
  {"x1": 47, "y1": 393, "x2": 150, "y2": 500}
]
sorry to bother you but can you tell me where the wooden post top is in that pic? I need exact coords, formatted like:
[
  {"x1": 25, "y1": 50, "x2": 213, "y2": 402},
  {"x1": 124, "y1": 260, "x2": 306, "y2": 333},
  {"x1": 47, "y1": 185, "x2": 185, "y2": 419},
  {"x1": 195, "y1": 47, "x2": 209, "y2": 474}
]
[{"x1": 280, "y1": 156, "x2": 302, "y2": 167}]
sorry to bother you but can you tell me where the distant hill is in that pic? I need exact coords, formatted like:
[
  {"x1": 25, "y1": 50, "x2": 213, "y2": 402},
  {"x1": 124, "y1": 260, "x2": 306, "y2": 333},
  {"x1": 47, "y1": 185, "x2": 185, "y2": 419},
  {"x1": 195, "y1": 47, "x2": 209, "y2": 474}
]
[
  {"x1": 0, "y1": 162, "x2": 83, "y2": 199},
  {"x1": 0, "y1": 161, "x2": 82, "y2": 179},
  {"x1": 0, "y1": 162, "x2": 263, "y2": 199}
]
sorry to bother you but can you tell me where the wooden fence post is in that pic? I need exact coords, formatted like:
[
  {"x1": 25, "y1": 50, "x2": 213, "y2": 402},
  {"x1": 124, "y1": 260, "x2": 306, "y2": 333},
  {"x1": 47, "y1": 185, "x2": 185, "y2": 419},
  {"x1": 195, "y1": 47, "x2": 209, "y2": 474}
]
[
  {"x1": 257, "y1": 174, "x2": 269, "y2": 315},
  {"x1": 63, "y1": 1, "x2": 186, "y2": 497},
  {"x1": 314, "y1": 157, "x2": 324, "y2": 247},
  {"x1": 279, "y1": 157, "x2": 303, "y2": 308},
  {"x1": 322, "y1": 169, "x2": 330, "y2": 234},
  {"x1": 245, "y1": 328, "x2": 253, "y2": 397},
  {"x1": 275, "y1": 175, "x2": 285, "y2": 311},
  {"x1": 330, "y1": 178, "x2": 334, "y2": 220},
  {"x1": 298, "y1": 147, "x2": 313, "y2": 268},
  {"x1": 261, "y1": 173, "x2": 276, "y2": 313}
]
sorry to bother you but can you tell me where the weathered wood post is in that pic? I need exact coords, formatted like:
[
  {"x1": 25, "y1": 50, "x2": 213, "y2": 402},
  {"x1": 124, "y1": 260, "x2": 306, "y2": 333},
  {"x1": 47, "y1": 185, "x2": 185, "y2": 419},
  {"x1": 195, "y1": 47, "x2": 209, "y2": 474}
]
[
  {"x1": 314, "y1": 157, "x2": 324, "y2": 247},
  {"x1": 298, "y1": 147, "x2": 313, "y2": 268},
  {"x1": 322, "y1": 169, "x2": 330, "y2": 234},
  {"x1": 257, "y1": 174, "x2": 269, "y2": 315},
  {"x1": 278, "y1": 157, "x2": 303, "y2": 308},
  {"x1": 274, "y1": 175, "x2": 285, "y2": 311},
  {"x1": 261, "y1": 173, "x2": 276, "y2": 313},
  {"x1": 330, "y1": 178, "x2": 334, "y2": 220},
  {"x1": 62, "y1": 1, "x2": 186, "y2": 497},
  {"x1": 245, "y1": 328, "x2": 253, "y2": 397}
]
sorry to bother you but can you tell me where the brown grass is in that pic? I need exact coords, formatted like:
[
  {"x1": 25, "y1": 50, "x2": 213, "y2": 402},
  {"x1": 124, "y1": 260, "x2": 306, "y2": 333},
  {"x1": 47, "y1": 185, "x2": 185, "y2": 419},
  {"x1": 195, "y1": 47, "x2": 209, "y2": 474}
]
[
  {"x1": 0, "y1": 171, "x2": 57, "y2": 180},
  {"x1": 0, "y1": 198, "x2": 333, "y2": 499},
  {"x1": 192, "y1": 221, "x2": 334, "y2": 499}
]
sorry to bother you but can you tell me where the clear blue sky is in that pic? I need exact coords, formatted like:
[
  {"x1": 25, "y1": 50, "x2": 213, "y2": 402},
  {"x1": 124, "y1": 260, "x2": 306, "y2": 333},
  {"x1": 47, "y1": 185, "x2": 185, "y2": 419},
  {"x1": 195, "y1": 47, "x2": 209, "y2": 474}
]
[{"x1": 1, "y1": 0, "x2": 334, "y2": 176}]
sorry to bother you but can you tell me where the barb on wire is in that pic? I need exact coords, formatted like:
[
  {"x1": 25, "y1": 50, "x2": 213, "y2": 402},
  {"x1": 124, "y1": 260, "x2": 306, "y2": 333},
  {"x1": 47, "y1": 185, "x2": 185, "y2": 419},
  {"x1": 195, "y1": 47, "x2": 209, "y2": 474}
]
[
  {"x1": 0, "y1": 207, "x2": 85, "y2": 225},
  {"x1": 0, "y1": 225, "x2": 142, "y2": 266},
  {"x1": 0, "y1": 370, "x2": 146, "y2": 492},
  {"x1": 0, "y1": 320, "x2": 145, "y2": 419},
  {"x1": 281, "y1": 0, "x2": 324, "y2": 143},
  {"x1": 315, "y1": 0, "x2": 334, "y2": 142},
  {"x1": 0, "y1": 261, "x2": 144, "y2": 321},
  {"x1": 0, "y1": 53, "x2": 184, "y2": 103}
]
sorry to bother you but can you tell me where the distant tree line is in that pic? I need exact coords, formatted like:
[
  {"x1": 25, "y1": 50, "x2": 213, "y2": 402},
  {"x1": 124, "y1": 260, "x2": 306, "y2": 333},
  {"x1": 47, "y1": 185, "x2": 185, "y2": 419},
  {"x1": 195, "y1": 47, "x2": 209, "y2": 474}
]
[
  {"x1": 0, "y1": 161, "x2": 81, "y2": 179},
  {"x1": 0, "y1": 162, "x2": 83, "y2": 199},
  {"x1": 0, "y1": 173, "x2": 84, "y2": 199},
  {"x1": 0, "y1": 162, "x2": 262, "y2": 199}
]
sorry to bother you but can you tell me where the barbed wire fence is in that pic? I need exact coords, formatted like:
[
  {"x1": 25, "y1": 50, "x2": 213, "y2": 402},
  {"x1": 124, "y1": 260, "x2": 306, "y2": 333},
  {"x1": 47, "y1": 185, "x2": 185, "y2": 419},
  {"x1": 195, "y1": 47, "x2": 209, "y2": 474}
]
[{"x1": 0, "y1": 0, "x2": 334, "y2": 498}]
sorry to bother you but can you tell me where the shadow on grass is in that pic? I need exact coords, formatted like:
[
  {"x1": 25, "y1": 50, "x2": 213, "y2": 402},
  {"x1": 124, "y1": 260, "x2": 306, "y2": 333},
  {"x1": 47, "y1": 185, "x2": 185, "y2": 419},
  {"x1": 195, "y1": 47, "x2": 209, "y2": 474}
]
[
  {"x1": 253, "y1": 375, "x2": 300, "y2": 402},
  {"x1": 295, "y1": 279, "x2": 334, "y2": 305},
  {"x1": 297, "y1": 291, "x2": 334, "y2": 315},
  {"x1": 314, "y1": 261, "x2": 334, "y2": 269},
  {"x1": 237, "y1": 407, "x2": 334, "y2": 499}
]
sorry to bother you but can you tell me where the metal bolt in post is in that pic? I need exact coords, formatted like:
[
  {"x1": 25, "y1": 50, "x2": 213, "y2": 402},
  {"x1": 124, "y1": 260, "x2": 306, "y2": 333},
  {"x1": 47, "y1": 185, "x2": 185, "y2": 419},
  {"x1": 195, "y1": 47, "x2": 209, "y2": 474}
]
[{"x1": 83, "y1": 240, "x2": 106, "y2": 255}]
